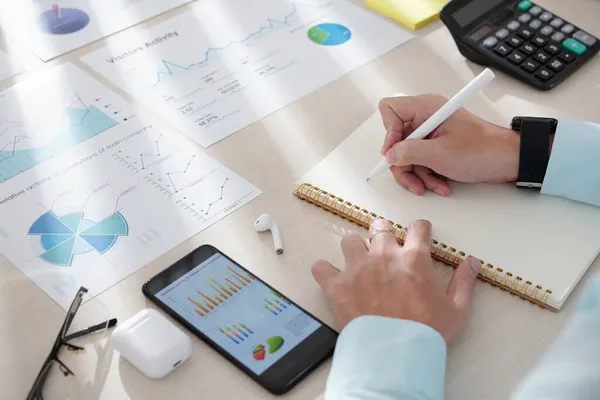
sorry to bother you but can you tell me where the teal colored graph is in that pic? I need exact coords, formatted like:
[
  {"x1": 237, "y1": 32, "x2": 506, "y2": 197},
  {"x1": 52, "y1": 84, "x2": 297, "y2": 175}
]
[
  {"x1": 0, "y1": 103, "x2": 118, "y2": 183},
  {"x1": 28, "y1": 211, "x2": 128, "y2": 267},
  {"x1": 137, "y1": 1, "x2": 333, "y2": 87}
]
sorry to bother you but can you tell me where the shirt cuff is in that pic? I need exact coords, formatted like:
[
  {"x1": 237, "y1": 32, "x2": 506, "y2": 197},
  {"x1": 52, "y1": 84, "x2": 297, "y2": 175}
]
[
  {"x1": 541, "y1": 118, "x2": 600, "y2": 206},
  {"x1": 324, "y1": 315, "x2": 447, "y2": 400}
]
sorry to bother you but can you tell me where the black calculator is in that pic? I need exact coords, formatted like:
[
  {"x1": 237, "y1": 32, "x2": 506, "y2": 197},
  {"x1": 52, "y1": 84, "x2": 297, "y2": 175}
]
[{"x1": 440, "y1": 0, "x2": 599, "y2": 90}]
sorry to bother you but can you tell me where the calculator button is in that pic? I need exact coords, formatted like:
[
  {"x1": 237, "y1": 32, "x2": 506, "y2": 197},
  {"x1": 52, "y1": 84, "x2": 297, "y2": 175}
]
[
  {"x1": 529, "y1": 6, "x2": 542, "y2": 16},
  {"x1": 551, "y1": 32, "x2": 565, "y2": 43},
  {"x1": 529, "y1": 19, "x2": 542, "y2": 30},
  {"x1": 494, "y1": 44, "x2": 511, "y2": 56},
  {"x1": 518, "y1": 0, "x2": 532, "y2": 11},
  {"x1": 539, "y1": 26, "x2": 554, "y2": 36},
  {"x1": 517, "y1": 28, "x2": 534, "y2": 39},
  {"x1": 521, "y1": 60, "x2": 540, "y2": 72},
  {"x1": 539, "y1": 12, "x2": 553, "y2": 22},
  {"x1": 507, "y1": 21, "x2": 520, "y2": 31},
  {"x1": 534, "y1": 50, "x2": 550, "y2": 63},
  {"x1": 561, "y1": 24, "x2": 575, "y2": 34},
  {"x1": 548, "y1": 58, "x2": 565, "y2": 72},
  {"x1": 532, "y1": 36, "x2": 547, "y2": 46},
  {"x1": 507, "y1": 36, "x2": 523, "y2": 47},
  {"x1": 496, "y1": 28, "x2": 510, "y2": 39},
  {"x1": 535, "y1": 68, "x2": 553, "y2": 81},
  {"x1": 520, "y1": 43, "x2": 537, "y2": 55},
  {"x1": 545, "y1": 43, "x2": 561, "y2": 55},
  {"x1": 507, "y1": 51, "x2": 526, "y2": 65},
  {"x1": 558, "y1": 50, "x2": 576, "y2": 63},
  {"x1": 562, "y1": 38, "x2": 587, "y2": 55},
  {"x1": 573, "y1": 30, "x2": 597, "y2": 47},
  {"x1": 483, "y1": 37, "x2": 498, "y2": 48},
  {"x1": 518, "y1": 13, "x2": 532, "y2": 23},
  {"x1": 549, "y1": 18, "x2": 564, "y2": 28}
]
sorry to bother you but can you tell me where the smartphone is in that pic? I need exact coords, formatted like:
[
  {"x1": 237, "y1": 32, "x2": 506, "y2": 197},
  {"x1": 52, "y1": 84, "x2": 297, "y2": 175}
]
[{"x1": 142, "y1": 244, "x2": 338, "y2": 395}]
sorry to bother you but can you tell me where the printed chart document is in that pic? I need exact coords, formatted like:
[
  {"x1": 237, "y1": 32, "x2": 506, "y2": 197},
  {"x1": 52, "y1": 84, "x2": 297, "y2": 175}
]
[
  {"x1": 82, "y1": 0, "x2": 414, "y2": 147},
  {"x1": 0, "y1": 0, "x2": 194, "y2": 61},
  {"x1": 0, "y1": 63, "x2": 261, "y2": 309},
  {"x1": 0, "y1": 50, "x2": 25, "y2": 82}
]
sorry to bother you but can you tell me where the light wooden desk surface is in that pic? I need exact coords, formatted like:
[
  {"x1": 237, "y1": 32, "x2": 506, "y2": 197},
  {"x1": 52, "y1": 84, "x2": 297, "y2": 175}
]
[{"x1": 1, "y1": 1, "x2": 599, "y2": 399}]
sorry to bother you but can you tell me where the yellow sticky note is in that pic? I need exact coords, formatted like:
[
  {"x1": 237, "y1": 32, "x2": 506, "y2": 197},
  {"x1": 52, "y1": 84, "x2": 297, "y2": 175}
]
[{"x1": 366, "y1": 0, "x2": 449, "y2": 30}]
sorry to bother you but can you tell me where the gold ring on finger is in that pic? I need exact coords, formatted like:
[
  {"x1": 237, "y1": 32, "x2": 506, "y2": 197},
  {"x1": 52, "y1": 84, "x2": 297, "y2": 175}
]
[{"x1": 369, "y1": 228, "x2": 396, "y2": 243}]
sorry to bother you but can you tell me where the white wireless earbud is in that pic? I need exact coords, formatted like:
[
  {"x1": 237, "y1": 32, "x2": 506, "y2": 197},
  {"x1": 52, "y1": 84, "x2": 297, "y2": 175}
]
[{"x1": 254, "y1": 214, "x2": 283, "y2": 255}]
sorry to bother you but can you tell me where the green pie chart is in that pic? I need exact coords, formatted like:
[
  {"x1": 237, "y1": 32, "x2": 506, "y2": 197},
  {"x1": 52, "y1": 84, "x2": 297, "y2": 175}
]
[{"x1": 265, "y1": 336, "x2": 284, "y2": 353}]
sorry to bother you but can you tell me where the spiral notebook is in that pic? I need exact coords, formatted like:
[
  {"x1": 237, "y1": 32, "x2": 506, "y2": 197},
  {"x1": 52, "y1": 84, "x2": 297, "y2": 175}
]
[{"x1": 295, "y1": 111, "x2": 600, "y2": 311}]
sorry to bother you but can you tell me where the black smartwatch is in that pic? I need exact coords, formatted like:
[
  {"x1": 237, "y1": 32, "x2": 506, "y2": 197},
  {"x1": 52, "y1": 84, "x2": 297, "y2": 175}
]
[{"x1": 511, "y1": 116, "x2": 558, "y2": 189}]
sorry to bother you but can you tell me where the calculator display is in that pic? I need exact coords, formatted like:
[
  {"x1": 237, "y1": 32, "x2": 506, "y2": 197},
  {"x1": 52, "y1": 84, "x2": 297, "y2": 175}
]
[
  {"x1": 453, "y1": 0, "x2": 505, "y2": 27},
  {"x1": 469, "y1": 25, "x2": 493, "y2": 41}
]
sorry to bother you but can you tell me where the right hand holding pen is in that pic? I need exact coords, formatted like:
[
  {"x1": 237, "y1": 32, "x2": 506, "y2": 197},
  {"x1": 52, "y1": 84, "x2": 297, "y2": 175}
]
[{"x1": 379, "y1": 94, "x2": 521, "y2": 196}]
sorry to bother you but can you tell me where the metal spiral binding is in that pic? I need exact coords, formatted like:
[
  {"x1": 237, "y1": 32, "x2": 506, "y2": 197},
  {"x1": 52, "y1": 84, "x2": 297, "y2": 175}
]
[{"x1": 295, "y1": 183, "x2": 556, "y2": 312}]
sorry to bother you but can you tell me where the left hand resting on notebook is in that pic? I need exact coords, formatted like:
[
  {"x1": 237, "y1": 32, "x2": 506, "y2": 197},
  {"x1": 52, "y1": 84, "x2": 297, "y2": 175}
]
[{"x1": 311, "y1": 218, "x2": 482, "y2": 343}]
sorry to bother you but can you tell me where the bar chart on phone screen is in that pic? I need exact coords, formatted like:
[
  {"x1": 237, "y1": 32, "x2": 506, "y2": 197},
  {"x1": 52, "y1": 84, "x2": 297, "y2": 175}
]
[{"x1": 82, "y1": 0, "x2": 413, "y2": 147}]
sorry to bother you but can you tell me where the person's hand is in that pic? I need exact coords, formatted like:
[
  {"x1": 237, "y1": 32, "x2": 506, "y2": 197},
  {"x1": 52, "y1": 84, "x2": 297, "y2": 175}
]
[
  {"x1": 378, "y1": 94, "x2": 521, "y2": 196},
  {"x1": 311, "y1": 219, "x2": 482, "y2": 343}
]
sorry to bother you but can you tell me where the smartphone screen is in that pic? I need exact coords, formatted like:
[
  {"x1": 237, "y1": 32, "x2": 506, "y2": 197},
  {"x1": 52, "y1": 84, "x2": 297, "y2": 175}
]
[{"x1": 154, "y1": 252, "x2": 323, "y2": 375}]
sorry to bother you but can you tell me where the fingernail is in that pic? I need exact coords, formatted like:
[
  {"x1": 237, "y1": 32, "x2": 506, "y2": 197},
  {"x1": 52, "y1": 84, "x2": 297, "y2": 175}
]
[
  {"x1": 385, "y1": 150, "x2": 396, "y2": 164},
  {"x1": 408, "y1": 187, "x2": 418, "y2": 195},
  {"x1": 433, "y1": 188, "x2": 446, "y2": 197},
  {"x1": 468, "y1": 257, "x2": 482, "y2": 274}
]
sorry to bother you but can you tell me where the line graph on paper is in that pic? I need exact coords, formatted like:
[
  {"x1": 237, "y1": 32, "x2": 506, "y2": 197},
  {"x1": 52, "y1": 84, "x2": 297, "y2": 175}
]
[
  {"x1": 110, "y1": 127, "x2": 260, "y2": 222},
  {"x1": 112, "y1": 132, "x2": 180, "y2": 172},
  {"x1": 127, "y1": 1, "x2": 332, "y2": 88},
  {"x1": 82, "y1": 0, "x2": 414, "y2": 147},
  {"x1": 0, "y1": 88, "x2": 122, "y2": 183},
  {"x1": 144, "y1": 153, "x2": 199, "y2": 194},
  {"x1": 174, "y1": 169, "x2": 258, "y2": 223}
]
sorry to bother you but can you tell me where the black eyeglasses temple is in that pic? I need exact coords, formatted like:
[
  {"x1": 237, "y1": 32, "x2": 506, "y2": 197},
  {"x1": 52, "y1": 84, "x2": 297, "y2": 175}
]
[{"x1": 63, "y1": 318, "x2": 118, "y2": 342}]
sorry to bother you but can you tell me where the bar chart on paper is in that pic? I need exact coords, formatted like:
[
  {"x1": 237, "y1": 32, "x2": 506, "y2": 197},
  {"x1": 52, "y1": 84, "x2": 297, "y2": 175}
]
[{"x1": 82, "y1": 0, "x2": 413, "y2": 146}]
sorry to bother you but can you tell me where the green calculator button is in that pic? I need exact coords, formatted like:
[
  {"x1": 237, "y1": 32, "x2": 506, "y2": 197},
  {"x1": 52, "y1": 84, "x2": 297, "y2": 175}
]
[
  {"x1": 562, "y1": 38, "x2": 587, "y2": 55},
  {"x1": 518, "y1": 1, "x2": 532, "y2": 11}
]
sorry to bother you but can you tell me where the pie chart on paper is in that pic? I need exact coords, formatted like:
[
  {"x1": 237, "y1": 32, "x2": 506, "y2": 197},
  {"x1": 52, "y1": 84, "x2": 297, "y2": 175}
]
[
  {"x1": 307, "y1": 23, "x2": 352, "y2": 46},
  {"x1": 38, "y1": 6, "x2": 90, "y2": 35},
  {"x1": 28, "y1": 211, "x2": 129, "y2": 266}
]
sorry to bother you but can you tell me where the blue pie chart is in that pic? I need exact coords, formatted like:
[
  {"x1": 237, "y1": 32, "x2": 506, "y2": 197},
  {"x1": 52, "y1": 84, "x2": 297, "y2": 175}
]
[
  {"x1": 39, "y1": 8, "x2": 90, "y2": 35},
  {"x1": 307, "y1": 23, "x2": 352, "y2": 46},
  {"x1": 28, "y1": 211, "x2": 128, "y2": 267}
]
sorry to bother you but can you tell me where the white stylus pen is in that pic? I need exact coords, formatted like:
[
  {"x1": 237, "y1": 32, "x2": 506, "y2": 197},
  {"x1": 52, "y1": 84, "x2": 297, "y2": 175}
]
[{"x1": 366, "y1": 68, "x2": 496, "y2": 182}]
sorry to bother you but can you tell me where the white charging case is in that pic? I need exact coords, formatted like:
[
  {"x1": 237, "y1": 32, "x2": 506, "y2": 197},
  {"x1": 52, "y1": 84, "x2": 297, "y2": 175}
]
[{"x1": 112, "y1": 308, "x2": 192, "y2": 379}]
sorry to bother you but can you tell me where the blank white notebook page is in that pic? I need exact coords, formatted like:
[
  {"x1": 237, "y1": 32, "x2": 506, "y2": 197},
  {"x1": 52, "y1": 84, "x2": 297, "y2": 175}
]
[{"x1": 300, "y1": 111, "x2": 600, "y2": 310}]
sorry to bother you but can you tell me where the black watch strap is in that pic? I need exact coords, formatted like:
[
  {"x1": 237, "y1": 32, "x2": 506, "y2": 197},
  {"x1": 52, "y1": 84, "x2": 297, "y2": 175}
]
[{"x1": 511, "y1": 117, "x2": 557, "y2": 189}]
